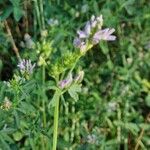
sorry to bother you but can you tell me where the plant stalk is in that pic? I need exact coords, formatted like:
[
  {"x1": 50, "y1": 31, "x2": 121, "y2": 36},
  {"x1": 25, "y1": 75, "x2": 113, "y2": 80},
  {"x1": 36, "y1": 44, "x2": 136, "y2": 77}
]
[
  {"x1": 39, "y1": 0, "x2": 45, "y2": 29},
  {"x1": 42, "y1": 65, "x2": 46, "y2": 127},
  {"x1": 52, "y1": 91, "x2": 60, "y2": 150},
  {"x1": 34, "y1": 0, "x2": 42, "y2": 32},
  {"x1": 42, "y1": 65, "x2": 46, "y2": 149}
]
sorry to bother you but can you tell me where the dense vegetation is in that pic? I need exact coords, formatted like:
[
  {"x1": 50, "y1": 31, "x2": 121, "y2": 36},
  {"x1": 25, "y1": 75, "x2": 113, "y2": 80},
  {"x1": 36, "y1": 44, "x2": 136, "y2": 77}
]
[{"x1": 0, "y1": 0, "x2": 150, "y2": 149}]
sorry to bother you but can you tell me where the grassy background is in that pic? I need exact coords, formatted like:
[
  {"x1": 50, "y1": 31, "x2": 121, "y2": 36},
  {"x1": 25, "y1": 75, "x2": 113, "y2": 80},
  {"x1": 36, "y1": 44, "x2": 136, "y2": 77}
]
[{"x1": 0, "y1": 0, "x2": 150, "y2": 149}]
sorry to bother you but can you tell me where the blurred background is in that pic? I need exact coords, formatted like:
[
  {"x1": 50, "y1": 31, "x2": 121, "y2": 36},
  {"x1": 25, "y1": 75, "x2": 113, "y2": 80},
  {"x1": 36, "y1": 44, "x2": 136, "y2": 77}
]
[{"x1": 0, "y1": 0, "x2": 150, "y2": 149}]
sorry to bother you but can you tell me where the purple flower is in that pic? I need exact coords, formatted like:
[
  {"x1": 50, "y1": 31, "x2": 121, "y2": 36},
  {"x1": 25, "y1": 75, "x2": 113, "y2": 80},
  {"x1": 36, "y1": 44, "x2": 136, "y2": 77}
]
[
  {"x1": 58, "y1": 73, "x2": 73, "y2": 89},
  {"x1": 77, "y1": 21, "x2": 91, "y2": 39},
  {"x1": 73, "y1": 38, "x2": 84, "y2": 48},
  {"x1": 76, "y1": 15, "x2": 102, "y2": 39},
  {"x1": 73, "y1": 15, "x2": 116, "y2": 51},
  {"x1": 73, "y1": 15, "x2": 104, "y2": 50},
  {"x1": 73, "y1": 37, "x2": 86, "y2": 52},
  {"x1": 18, "y1": 59, "x2": 35, "y2": 75},
  {"x1": 73, "y1": 21, "x2": 92, "y2": 52},
  {"x1": 93, "y1": 28, "x2": 116, "y2": 44}
]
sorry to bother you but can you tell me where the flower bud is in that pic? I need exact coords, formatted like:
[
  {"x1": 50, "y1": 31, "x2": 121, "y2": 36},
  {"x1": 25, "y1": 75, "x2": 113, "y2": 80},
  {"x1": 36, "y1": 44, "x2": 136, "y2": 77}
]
[
  {"x1": 58, "y1": 73, "x2": 73, "y2": 89},
  {"x1": 74, "y1": 71, "x2": 84, "y2": 83}
]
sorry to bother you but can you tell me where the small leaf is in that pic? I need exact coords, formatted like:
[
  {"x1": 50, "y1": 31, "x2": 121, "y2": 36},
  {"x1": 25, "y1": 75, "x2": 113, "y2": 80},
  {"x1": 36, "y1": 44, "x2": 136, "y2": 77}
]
[
  {"x1": 0, "y1": 128, "x2": 16, "y2": 135},
  {"x1": 0, "y1": 6, "x2": 13, "y2": 21},
  {"x1": 1, "y1": 133, "x2": 14, "y2": 143},
  {"x1": 68, "y1": 84, "x2": 81, "y2": 101},
  {"x1": 13, "y1": 131, "x2": 23, "y2": 141},
  {"x1": 13, "y1": 7, "x2": 24, "y2": 21}
]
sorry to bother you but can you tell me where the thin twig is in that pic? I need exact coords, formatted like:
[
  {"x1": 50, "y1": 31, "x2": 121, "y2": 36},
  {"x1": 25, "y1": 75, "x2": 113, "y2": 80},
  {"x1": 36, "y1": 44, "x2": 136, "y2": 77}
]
[{"x1": 4, "y1": 20, "x2": 21, "y2": 60}]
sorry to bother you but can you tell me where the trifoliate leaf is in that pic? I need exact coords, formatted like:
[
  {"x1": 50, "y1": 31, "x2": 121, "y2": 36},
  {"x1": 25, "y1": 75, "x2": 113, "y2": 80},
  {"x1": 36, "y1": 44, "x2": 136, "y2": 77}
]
[{"x1": 68, "y1": 84, "x2": 81, "y2": 101}]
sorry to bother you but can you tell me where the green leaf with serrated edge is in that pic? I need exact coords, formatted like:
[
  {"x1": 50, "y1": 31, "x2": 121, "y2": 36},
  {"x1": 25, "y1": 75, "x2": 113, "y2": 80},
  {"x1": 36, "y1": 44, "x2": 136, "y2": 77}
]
[{"x1": 68, "y1": 84, "x2": 81, "y2": 101}]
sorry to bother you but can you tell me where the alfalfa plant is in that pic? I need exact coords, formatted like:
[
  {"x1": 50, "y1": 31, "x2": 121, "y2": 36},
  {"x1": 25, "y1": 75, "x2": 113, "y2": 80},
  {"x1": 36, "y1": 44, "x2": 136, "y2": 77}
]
[{"x1": 47, "y1": 15, "x2": 116, "y2": 150}]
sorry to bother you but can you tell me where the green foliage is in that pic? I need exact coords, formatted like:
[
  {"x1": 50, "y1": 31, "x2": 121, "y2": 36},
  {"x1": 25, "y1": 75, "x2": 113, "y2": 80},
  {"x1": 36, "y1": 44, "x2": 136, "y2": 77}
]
[
  {"x1": 0, "y1": 0, "x2": 150, "y2": 149},
  {"x1": 0, "y1": 6, "x2": 13, "y2": 21},
  {"x1": 68, "y1": 84, "x2": 81, "y2": 101},
  {"x1": 0, "y1": 0, "x2": 24, "y2": 21}
]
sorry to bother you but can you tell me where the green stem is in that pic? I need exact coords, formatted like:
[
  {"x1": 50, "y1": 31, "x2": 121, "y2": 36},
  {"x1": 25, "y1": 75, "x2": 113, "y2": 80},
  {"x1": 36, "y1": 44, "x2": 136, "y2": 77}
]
[
  {"x1": 39, "y1": 0, "x2": 45, "y2": 29},
  {"x1": 69, "y1": 43, "x2": 93, "y2": 74},
  {"x1": 33, "y1": 6, "x2": 37, "y2": 38},
  {"x1": 69, "y1": 56, "x2": 80, "y2": 74},
  {"x1": 34, "y1": 0, "x2": 42, "y2": 32},
  {"x1": 52, "y1": 91, "x2": 60, "y2": 150},
  {"x1": 42, "y1": 65, "x2": 46, "y2": 127},
  {"x1": 117, "y1": 106, "x2": 121, "y2": 148},
  {"x1": 42, "y1": 65, "x2": 46, "y2": 150},
  {"x1": 124, "y1": 138, "x2": 128, "y2": 150}
]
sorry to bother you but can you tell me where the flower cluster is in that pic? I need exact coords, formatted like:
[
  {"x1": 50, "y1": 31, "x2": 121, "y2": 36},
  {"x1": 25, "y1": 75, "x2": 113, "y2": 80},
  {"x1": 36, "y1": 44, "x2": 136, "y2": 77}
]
[
  {"x1": 17, "y1": 59, "x2": 35, "y2": 76},
  {"x1": 73, "y1": 15, "x2": 116, "y2": 53},
  {"x1": 58, "y1": 71, "x2": 84, "y2": 89},
  {"x1": 4, "y1": 75, "x2": 25, "y2": 88},
  {"x1": 0, "y1": 97, "x2": 12, "y2": 110}
]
